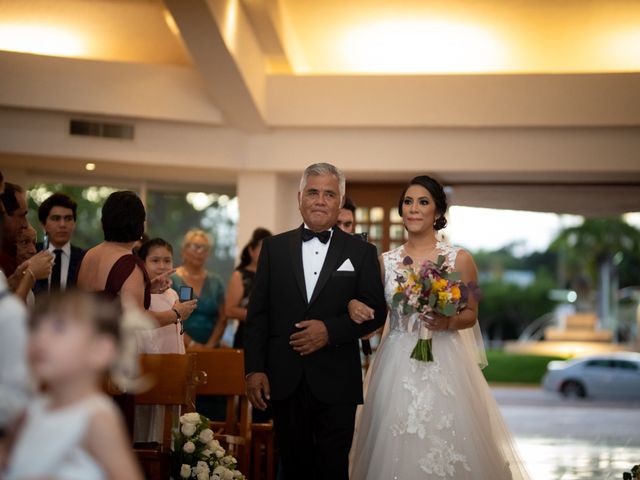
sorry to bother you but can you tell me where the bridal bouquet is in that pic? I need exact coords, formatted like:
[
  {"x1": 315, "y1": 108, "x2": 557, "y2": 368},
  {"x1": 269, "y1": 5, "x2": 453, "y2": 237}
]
[
  {"x1": 172, "y1": 412, "x2": 246, "y2": 480},
  {"x1": 391, "y1": 254, "x2": 478, "y2": 362}
]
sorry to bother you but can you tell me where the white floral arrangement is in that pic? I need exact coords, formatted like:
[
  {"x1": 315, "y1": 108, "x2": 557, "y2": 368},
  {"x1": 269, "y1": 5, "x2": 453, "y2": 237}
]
[{"x1": 172, "y1": 412, "x2": 246, "y2": 480}]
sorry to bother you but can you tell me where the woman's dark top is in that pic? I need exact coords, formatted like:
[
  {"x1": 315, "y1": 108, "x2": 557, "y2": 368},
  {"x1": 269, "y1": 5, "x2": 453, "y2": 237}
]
[
  {"x1": 104, "y1": 254, "x2": 151, "y2": 310},
  {"x1": 232, "y1": 268, "x2": 256, "y2": 349}
]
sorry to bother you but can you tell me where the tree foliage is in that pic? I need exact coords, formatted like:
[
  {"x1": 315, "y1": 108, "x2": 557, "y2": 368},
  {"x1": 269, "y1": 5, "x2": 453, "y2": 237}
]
[{"x1": 549, "y1": 216, "x2": 640, "y2": 288}]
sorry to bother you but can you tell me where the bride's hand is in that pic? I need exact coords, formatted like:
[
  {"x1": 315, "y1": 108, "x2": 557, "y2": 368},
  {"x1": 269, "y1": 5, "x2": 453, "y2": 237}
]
[
  {"x1": 348, "y1": 299, "x2": 375, "y2": 324},
  {"x1": 422, "y1": 312, "x2": 450, "y2": 331}
]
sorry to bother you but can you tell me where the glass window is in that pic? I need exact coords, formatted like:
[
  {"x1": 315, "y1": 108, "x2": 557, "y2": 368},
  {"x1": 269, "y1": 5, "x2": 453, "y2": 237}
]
[
  {"x1": 368, "y1": 224, "x2": 383, "y2": 239},
  {"x1": 585, "y1": 359, "x2": 613, "y2": 368},
  {"x1": 389, "y1": 207, "x2": 402, "y2": 223},
  {"x1": 27, "y1": 183, "x2": 238, "y2": 283},
  {"x1": 390, "y1": 224, "x2": 406, "y2": 240},
  {"x1": 370, "y1": 207, "x2": 384, "y2": 222},
  {"x1": 356, "y1": 207, "x2": 369, "y2": 223},
  {"x1": 613, "y1": 360, "x2": 639, "y2": 371},
  {"x1": 146, "y1": 189, "x2": 238, "y2": 281},
  {"x1": 27, "y1": 183, "x2": 129, "y2": 249}
]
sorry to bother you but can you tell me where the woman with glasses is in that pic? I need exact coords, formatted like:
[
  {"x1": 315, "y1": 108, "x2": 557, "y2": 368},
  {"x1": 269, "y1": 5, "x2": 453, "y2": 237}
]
[{"x1": 171, "y1": 229, "x2": 227, "y2": 350}]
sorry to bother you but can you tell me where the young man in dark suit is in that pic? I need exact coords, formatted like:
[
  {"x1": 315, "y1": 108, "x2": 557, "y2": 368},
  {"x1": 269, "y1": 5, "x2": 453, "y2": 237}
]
[
  {"x1": 244, "y1": 163, "x2": 387, "y2": 479},
  {"x1": 35, "y1": 193, "x2": 84, "y2": 293}
]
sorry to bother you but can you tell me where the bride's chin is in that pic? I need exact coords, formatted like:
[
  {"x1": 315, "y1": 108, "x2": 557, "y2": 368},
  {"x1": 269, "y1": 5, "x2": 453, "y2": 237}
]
[{"x1": 404, "y1": 224, "x2": 426, "y2": 234}]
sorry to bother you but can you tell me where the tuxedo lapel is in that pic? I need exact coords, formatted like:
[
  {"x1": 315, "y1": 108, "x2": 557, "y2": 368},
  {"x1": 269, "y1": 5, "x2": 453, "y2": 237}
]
[
  {"x1": 289, "y1": 227, "x2": 308, "y2": 303},
  {"x1": 308, "y1": 228, "x2": 346, "y2": 306}
]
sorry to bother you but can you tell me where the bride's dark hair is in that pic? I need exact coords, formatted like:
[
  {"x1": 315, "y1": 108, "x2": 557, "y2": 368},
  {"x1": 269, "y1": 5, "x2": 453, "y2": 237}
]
[{"x1": 397, "y1": 175, "x2": 448, "y2": 230}]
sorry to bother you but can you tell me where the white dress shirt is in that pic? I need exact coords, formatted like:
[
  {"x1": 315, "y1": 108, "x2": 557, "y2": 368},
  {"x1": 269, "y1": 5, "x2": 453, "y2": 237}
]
[
  {"x1": 48, "y1": 241, "x2": 71, "y2": 290},
  {"x1": 301, "y1": 225, "x2": 333, "y2": 301}
]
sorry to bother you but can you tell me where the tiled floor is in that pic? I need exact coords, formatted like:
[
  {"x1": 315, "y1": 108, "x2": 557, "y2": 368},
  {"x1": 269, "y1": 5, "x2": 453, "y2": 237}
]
[{"x1": 494, "y1": 387, "x2": 640, "y2": 480}]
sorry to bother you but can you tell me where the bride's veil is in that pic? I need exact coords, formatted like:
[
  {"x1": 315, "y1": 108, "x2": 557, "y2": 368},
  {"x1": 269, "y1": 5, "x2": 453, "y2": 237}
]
[{"x1": 458, "y1": 320, "x2": 488, "y2": 369}]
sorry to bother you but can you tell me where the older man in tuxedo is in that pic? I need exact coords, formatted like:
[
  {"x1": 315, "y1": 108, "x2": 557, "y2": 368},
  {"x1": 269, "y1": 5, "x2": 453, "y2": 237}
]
[{"x1": 244, "y1": 163, "x2": 387, "y2": 479}]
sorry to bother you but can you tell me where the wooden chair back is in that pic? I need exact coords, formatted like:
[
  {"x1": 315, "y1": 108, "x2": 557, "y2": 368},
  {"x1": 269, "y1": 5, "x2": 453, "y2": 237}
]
[
  {"x1": 130, "y1": 353, "x2": 197, "y2": 480},
  {"x1": 136, "y1": 353, "x2": 197, "y2": 412},
  {"x1": 194, "y1": 349, "x2": 252, "y2": 475}
]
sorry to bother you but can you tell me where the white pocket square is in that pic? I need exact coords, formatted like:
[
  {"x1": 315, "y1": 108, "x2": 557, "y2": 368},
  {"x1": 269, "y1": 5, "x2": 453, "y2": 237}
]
[{"x1": 337, "y1": 259, "x2": 355, "y2": 272}]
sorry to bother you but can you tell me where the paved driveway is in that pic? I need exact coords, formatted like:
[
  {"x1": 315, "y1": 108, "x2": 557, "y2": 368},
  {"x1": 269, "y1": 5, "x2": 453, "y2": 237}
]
[{"x1": 493, "y1": 386, "x2": 640, "y2": 480}]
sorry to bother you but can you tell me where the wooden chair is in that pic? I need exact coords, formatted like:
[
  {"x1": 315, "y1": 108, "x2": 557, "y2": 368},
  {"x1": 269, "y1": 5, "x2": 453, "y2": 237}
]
[
  {"x1": 194, "y1": 349, "x2": 252, "y2": 476},
  {"x1": 251, "y1": 421, "x2": 275, "y2": 480},
  {"x1": 132, "y1": 353, "x2": 198, "y2": 480}
]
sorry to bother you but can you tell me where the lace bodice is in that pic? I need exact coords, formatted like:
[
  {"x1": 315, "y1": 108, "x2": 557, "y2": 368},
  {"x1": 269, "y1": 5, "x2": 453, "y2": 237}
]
[{"x1": 382, "y1": 242, "x2": 460, "y2": 335}]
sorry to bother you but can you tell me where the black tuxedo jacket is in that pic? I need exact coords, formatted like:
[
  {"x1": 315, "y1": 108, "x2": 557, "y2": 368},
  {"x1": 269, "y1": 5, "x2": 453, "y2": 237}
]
[
  {"x1": 244, "y1": 226, "x2": 387, "y2": 405},
  {"x1": 34, "y1": 244, "x2": 85, "y2": 294}
]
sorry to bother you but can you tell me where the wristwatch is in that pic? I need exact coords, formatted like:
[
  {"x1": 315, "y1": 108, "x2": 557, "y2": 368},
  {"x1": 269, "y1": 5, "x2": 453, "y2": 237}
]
[{"x1": 172, "y1": 308, "x2": 184, "y2": 334}]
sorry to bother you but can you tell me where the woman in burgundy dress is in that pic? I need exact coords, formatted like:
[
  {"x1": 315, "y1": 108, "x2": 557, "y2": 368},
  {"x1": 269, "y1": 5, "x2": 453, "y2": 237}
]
[
  {"x1": 76, "y1": 191, "x2": 168, "y2": 434},
  {"x1": 77, "y1": 191, "x2": 154, "y2": 308}
]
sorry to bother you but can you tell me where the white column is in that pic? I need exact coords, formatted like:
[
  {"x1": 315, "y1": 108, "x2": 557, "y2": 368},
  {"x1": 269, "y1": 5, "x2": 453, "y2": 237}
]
[{"x1": 237, "y1": 172, "x2": 301, "y2": 253}]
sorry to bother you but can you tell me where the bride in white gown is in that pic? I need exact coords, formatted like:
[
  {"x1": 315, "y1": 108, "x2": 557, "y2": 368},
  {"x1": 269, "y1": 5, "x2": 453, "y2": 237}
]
[{"x1": 350, "y1": 176, "x2": 530, "y2": 480}]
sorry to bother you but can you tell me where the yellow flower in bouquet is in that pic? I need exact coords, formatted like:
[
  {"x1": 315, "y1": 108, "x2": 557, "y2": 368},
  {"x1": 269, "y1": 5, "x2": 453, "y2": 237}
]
[
  {"x1": 437, "y1": 291, "x2": 450, "y2": 306},
  {"x1": 432, "y1": 278, "x2": 448, "y2": 292}
]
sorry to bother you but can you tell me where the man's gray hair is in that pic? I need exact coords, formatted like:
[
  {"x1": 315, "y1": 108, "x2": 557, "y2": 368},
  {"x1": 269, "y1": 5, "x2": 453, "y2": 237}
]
[{"x1": 299, "y1": 163, "x2": 346, "y2": 200}]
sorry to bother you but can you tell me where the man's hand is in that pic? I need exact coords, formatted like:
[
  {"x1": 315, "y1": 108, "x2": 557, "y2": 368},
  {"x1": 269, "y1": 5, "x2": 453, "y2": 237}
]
[
  {"x1": 289, "y1": 320, "x2": 329, "y2": 355},
  {"x1": 246, "y1": 372, "x2": 271, "y2": 410}
]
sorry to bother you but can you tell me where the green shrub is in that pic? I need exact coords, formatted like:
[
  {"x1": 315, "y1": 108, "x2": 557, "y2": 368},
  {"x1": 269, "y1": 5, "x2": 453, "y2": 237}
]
[{"x1": 482, "y1": 350, "x2": 566, "y2": 384}]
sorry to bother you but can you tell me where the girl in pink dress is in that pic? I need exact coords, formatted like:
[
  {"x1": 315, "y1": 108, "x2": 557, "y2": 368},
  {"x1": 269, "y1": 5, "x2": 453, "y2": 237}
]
[
  {"x1": 135, "y1": 238, "x2": 197, "y2": 354},
  {"x1": 133, "y1": 238, "x2": 197, "y2": 443}
]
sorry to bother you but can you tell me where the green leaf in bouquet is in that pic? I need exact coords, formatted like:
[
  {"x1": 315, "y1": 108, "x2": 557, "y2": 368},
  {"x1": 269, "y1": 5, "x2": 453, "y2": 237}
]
[
  {"x1": 442, "y1": 303, "x2": 457, "y2": 316},
  {"x1": 447, "y1": 271, "x2": 461, "y2": 282},
  {"x1": 391, "y1": 292, "x2": 405, "y2": 307},
  {"x1": 435, "y1": 255, "x2": 445, "y2": 269},
  {"x1": 428, "y1": 293, "x2": 437, "y2": 307}
]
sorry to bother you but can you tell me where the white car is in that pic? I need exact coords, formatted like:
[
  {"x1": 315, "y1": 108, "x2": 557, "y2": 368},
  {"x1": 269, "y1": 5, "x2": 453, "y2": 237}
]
[{"x1": 542, "y1": 352, "x2": 640, "y2": 399}]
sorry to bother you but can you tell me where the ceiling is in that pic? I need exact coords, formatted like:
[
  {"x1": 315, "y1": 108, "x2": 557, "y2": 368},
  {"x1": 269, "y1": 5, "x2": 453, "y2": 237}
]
[
  {"x1": 0, "y1": 0, "x2": 191, "y2": 65},
  {"x1": 277, "y1": 0, "x2": 640, "y2": 74},
  {"x1": 1, "y1": 0, "x2": 639, "y2": 74},
  {"x1": 0, "y1": 0, "x2": 639, "y2": 216}
]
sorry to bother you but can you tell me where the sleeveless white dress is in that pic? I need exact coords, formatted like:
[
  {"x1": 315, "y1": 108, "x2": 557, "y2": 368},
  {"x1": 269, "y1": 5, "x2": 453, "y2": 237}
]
[
  {"x1": 5, "y1": 394, "x2": 115, "y2": 480},
  {"x1": 351, "y1": 243, "x2": 530, "y2": 479}
]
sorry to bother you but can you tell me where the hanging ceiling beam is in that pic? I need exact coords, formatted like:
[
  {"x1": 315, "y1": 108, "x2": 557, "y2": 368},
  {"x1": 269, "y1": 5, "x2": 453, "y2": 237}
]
[{"x1": 164, "y1": 0, "x2": 268, "y2": 132}]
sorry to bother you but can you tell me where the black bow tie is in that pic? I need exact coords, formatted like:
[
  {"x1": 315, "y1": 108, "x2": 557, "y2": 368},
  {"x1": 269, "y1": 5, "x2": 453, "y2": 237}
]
[{"x1": 301, "y1": 228, "x2": 331, "y2": 244}]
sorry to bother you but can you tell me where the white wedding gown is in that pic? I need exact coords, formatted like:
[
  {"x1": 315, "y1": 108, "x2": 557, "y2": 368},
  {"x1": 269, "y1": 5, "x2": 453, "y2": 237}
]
[{"x1": 351, "y1": 243, "x2": 530, "y2": 479}]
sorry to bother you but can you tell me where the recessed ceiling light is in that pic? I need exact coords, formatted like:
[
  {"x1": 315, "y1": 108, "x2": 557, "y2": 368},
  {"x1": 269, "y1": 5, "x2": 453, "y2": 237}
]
[{"x1": 85, "y1": 163, "x2": 96, "y2": 171}]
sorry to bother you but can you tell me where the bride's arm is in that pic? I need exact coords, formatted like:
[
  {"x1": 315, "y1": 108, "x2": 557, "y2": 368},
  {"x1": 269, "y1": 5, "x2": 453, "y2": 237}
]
[{"x1": 429, "y1": 249, "x2": 478, "y2": 331}]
